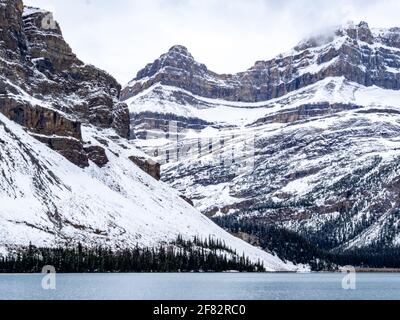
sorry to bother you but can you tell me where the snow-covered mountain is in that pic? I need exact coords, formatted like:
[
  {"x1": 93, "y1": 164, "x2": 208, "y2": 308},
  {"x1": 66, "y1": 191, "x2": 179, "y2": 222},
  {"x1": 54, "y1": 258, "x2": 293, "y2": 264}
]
[
  {"x1": 124, "y1": 22, "x2": 400, "y2": 251},
  {"x1": 0, "y1": 0, "x2": 298, "y2": 271}
]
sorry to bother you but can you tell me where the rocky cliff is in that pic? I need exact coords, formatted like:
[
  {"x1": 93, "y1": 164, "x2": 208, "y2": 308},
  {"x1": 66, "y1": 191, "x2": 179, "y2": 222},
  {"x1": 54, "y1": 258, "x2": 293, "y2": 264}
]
[{"x1": 0, "y1": 1, "x2": 130, "y2": 167}]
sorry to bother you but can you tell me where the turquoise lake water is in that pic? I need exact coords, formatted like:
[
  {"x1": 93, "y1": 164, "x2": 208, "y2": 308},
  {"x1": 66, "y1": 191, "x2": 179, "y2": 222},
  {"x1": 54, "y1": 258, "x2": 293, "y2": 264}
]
[{"x1": 0, "y1": 273, "x2": 399, "y2": 300}]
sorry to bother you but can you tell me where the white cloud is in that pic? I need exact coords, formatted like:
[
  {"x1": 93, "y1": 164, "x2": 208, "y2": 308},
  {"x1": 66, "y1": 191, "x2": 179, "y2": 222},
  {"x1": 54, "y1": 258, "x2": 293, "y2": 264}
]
[{"x1": 23, "y1": 0, "x2": 400, "y2": 85}]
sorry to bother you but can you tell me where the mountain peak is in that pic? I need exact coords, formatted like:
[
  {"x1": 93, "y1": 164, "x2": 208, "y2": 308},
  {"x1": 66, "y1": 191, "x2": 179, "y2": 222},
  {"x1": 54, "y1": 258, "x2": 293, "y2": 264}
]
[
  {"x1": 357, "y1": 21, "x2": 370, "y2": 29},
  {"x1": 343, "y1": 20, "x2": 370, "y2": 29},
  {"x1": 123, "y1": 44, "x2": 204, "y2": 92},
  {"x1": 168, "y1": 44, "x2": 190, "y2": 54},
  {"x1": 343, "y1": 20, "x2": 373, "y2": 43},
  {"x1": 294, "y1": 20, "x2": 374, "y2": 52},
  {"x1": 163, "y1": 44, "x2": 195, "y2": 62}
]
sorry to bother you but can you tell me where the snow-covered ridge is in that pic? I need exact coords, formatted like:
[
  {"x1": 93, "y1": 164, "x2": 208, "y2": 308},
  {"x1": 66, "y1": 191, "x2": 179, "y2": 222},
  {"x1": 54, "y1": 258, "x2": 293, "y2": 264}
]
[{"x1": 126, "y1": 77, "x2": 400, "y2": 127}]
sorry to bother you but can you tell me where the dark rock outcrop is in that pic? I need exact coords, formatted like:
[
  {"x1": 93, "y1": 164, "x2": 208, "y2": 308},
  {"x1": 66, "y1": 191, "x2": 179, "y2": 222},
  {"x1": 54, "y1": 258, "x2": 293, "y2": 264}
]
[
  {"x1": 129, "y1": 156, "x2": 161, "y2": 180},
  {"x1": 35, "y1": 135, "x2": 89, "y2": 168},
  {"x1": 84, "y1": 145, "x2": 109, "y2": 168},
  {"x1": 33, "y1": 139, "x2": 110, "y2": 169},
  {"x1": 0, "y1": 98, "x2": 82, "y2": 139}
]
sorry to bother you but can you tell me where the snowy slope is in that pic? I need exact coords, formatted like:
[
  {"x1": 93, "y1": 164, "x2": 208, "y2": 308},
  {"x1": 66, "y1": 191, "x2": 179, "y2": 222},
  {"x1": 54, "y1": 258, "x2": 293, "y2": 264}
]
[
  {"x1": 0, "y1": 112, "x2": 299, "y2": 271},
  {"x1": 0, "y1": 0, "x2": 302, "y2": 271}
]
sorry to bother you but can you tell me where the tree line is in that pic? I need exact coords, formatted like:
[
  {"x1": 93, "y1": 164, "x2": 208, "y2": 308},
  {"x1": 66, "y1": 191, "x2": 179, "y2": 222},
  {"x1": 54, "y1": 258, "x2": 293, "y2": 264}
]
[{"x1": 0, "y1": 236, "x2": 265, "y2": 273}]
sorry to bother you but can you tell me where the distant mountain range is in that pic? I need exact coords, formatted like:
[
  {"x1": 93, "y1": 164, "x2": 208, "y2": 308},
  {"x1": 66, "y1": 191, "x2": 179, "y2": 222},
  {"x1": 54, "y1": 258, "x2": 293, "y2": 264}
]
[{"x1": 123, "y1": 21, "x2": 400, "y2": 254}]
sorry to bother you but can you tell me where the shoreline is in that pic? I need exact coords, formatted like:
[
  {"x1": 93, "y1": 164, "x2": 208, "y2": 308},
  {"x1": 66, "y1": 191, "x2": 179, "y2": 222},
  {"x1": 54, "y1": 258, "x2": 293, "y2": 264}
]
[
  {"x1": 354, "y1": 268, "x2": 400, "y2": 273},
  {"x1": 0, "y1": 270, "x2": 400, "y2": 274}
]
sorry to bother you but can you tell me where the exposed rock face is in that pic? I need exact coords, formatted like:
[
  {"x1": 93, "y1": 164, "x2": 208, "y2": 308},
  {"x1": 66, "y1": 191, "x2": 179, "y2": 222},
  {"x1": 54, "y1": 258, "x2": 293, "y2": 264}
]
[
  {"x1": 122, "y1": 22, "x2": 400, "y2": 103},
  {"x1": 0, "y1": 1, "x2": 130, "y2": 168},
  {"x1": 129, "y1": 156, "x2": 161, "y2": 181},
  {"x1": 253, "y1": 103, "x2": 360, "y2": 125},
  {"x1": 31, "y1": 135, "x2": 109, "y2": 169},
  {"x1": 23, "y1": 6, "x2": 79, "y2": 72},
  {"x1": 376, "y1": 27, "x2": 400, "y2": 49},
  {"x1": 0, "y1": 0, "x2": 26, "y2": 62},
  {"x1": 84, "y1": 145, "x2": 109, "y2": 168},
  {"x1": 0, "y1": 98, "x2": 82, "y2": 139},
  {"x1": 132, "y1": 111, "x2": 211, "y2": 139},
  {"x1": 35, "y1": 135, "x2": 89, "y2": 168}
]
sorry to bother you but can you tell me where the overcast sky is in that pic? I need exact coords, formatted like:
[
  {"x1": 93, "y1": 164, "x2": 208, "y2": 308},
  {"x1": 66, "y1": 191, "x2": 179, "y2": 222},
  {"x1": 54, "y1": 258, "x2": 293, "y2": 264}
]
[{"x1": 24, "y1": 0, "x2": 400, "y2": 85}]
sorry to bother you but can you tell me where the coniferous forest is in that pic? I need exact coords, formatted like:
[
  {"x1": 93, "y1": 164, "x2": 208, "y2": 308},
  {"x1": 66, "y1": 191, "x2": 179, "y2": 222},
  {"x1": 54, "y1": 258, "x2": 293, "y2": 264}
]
[
  {"x1": 214, "y1": 216, "x2": 400, "y2": 270},
  {"x1": 0, "y1": 236, "x2": 265, "y2": 273}
]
